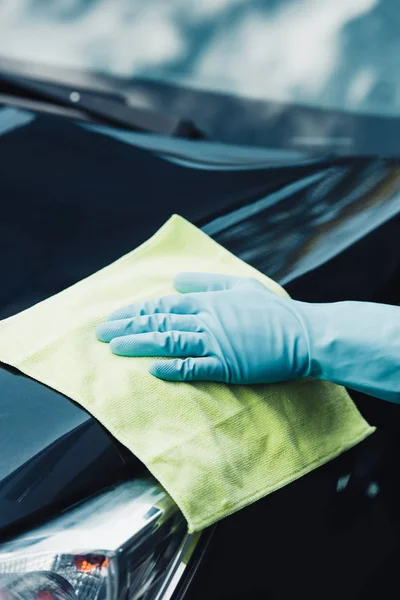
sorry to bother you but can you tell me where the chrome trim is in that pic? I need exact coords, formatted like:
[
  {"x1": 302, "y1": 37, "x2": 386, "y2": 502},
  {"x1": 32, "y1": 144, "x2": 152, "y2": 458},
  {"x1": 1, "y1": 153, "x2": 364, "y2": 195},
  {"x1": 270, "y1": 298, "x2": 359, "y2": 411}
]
[
  {"x1": 0, "y1": 479, "x2": 202, "y2": 600},
  {"x1": 0, "y1": 479, "x2": 175, "y2": 556}
]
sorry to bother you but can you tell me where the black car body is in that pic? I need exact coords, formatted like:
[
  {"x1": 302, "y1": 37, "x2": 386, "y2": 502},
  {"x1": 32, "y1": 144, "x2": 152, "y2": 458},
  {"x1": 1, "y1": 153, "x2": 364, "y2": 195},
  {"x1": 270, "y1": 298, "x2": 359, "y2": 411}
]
[{"x1": 1, "y1": 56, "x2": 400, "y2": 599}]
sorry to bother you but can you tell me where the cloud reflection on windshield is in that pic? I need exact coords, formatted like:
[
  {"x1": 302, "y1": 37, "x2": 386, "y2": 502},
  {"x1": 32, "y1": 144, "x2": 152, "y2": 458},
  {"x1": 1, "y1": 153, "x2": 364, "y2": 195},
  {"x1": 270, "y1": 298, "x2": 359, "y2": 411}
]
[{"x1": 2, "y1": 0, "x2": 400, "y2": 118}]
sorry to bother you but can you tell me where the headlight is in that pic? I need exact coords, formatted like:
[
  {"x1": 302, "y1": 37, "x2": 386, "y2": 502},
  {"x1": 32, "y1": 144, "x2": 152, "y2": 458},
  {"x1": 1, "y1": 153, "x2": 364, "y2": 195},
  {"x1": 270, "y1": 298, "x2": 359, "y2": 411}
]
[{"x1": 0, "y1": 479, "x2": 200, "y2": 599}]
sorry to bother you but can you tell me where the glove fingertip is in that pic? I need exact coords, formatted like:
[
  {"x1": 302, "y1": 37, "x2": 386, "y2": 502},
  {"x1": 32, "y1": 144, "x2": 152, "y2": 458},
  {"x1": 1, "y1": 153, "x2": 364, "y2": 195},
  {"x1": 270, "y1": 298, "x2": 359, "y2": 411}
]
[
  {"x1": 110, "y1": 336, "x2": 134, "y2": 356},
  {"x1": 149, "y1": 360, "x2": 183, "y2": 381},
  {"x1": 173, "y1": 272, "x2": 195, "y2": 294},
  {"x1": 106, "y1": 308, "x2": 128, "y2": 322},
  {"x1": 96, "y1": 324, "x2": 109, "y2": 342}
]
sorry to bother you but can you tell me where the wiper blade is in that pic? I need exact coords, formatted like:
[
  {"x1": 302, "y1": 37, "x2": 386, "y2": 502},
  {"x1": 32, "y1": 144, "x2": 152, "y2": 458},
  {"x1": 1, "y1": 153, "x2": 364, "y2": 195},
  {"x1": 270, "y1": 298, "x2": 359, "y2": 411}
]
[{"x1": 0, "y1": 71, "x2": 204, "y2": 139}]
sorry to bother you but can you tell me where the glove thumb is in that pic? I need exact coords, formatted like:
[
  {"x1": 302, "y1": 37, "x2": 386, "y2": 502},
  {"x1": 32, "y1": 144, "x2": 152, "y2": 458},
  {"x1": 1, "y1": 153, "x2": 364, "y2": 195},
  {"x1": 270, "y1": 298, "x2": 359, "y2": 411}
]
[{"x1": 174, "y1": 272, "x2": 240, "y2": 294}]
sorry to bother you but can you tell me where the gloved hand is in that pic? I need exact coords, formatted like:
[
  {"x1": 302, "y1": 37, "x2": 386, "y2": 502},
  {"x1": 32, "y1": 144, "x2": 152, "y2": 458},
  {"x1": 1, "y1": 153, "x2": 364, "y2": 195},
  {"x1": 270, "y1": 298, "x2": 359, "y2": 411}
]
[
  {"x1": 96, "y1": 273, "x2": 311, "y2": 383},
  {"x1": 96, "y1": 272, "x2": 400, "y2": 403}
]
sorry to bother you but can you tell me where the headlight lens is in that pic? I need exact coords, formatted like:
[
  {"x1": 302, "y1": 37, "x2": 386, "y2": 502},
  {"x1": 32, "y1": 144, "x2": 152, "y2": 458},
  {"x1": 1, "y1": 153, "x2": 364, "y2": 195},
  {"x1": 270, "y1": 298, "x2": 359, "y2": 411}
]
[
  {"x1": 0, "y1": 479, "x2": 200, "y2": 600},
  {"x1": 0, "y1": 572, "x2": 77, "y2": 599}
]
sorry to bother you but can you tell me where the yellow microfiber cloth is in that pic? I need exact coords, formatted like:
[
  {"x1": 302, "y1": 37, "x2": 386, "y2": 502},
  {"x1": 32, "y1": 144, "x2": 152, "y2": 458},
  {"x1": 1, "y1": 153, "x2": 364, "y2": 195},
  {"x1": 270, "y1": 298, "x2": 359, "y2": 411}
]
[{"x1": 0, "y1": 215, "x2": 374, "y2": 532}]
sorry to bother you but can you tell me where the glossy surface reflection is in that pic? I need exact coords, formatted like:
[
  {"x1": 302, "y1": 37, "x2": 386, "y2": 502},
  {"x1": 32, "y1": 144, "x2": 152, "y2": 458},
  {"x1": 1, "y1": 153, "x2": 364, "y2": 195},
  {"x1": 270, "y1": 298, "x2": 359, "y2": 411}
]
[{"x1": 1, "y1": 104, "x2": 400, "y2": 599}]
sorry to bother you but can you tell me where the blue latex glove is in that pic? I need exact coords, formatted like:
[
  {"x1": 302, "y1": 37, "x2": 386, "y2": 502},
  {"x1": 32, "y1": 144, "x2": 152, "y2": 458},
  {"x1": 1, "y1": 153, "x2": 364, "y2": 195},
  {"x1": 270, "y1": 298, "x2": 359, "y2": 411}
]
[
  {"x1": 96, "y1": 272, "x2": 400, "y2": 403},
  {"x1": 96, "y1": 273, "x2": 311, "y2": 384}
]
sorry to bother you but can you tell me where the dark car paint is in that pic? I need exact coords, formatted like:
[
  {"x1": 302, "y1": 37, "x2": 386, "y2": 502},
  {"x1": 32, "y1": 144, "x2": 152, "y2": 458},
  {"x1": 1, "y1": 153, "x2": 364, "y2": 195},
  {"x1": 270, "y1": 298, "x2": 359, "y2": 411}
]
[{"x1": 1, "y1": 103, "x2": 400, "y2": 599}]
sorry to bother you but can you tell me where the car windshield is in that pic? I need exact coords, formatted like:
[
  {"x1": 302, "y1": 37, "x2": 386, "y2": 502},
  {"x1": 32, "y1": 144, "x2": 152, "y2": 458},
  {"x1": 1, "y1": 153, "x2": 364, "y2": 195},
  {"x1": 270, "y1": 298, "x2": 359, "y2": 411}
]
[{"x1": 0, "y1": 0, "x2": 399, "y2": 119}]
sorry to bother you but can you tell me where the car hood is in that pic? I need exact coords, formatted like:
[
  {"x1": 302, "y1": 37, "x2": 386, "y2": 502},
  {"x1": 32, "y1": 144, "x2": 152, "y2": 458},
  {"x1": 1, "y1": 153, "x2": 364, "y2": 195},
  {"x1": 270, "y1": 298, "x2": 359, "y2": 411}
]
[{"x1": 1, "y1": 103, "x2": 400, "y2": 537}]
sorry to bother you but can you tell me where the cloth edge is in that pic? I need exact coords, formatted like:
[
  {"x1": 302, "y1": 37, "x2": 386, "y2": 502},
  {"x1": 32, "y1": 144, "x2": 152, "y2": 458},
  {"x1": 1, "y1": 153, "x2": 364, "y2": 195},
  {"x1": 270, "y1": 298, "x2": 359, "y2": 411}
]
[
  {"x1": 0, "y1": 355, "x2": 375, "y2": 533},
  {"x1": 184, "y1": 424, "x2": 376, "y2": 532}
]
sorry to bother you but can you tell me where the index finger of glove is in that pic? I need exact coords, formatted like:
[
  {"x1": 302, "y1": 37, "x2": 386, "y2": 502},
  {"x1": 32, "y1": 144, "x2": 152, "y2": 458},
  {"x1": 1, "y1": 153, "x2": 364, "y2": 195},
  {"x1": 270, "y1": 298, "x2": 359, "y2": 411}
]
[
  {"x1": 97, "y1": 313, "x2": 202, "y2": 343},
  {"x1": 107, "y1": 294, "x2": 196, "y2": 322}
]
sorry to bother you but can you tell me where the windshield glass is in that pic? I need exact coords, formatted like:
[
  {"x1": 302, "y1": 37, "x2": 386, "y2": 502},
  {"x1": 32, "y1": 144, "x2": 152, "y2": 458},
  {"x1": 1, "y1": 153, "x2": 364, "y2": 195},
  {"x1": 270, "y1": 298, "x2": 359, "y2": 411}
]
[{"x1": 0, "y1": 0, "x2": 399, "y2": 118}]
